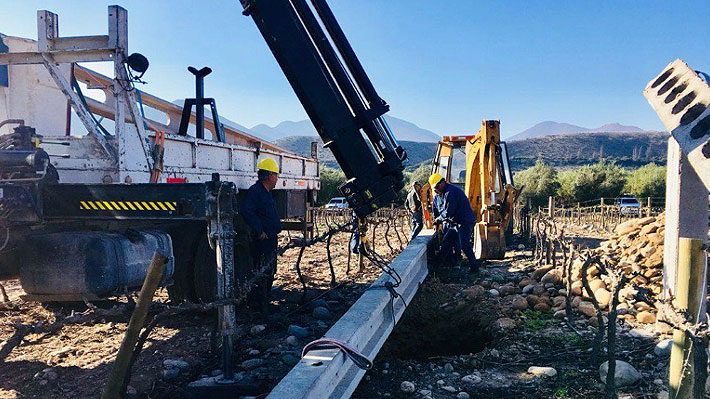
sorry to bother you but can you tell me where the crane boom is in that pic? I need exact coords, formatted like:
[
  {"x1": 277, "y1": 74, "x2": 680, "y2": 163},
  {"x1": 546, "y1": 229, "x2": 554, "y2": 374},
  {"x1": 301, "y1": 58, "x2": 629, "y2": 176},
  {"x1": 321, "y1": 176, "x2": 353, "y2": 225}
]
[{"x1": 240, "y1": 0, "x2": 407, "y2": 217}]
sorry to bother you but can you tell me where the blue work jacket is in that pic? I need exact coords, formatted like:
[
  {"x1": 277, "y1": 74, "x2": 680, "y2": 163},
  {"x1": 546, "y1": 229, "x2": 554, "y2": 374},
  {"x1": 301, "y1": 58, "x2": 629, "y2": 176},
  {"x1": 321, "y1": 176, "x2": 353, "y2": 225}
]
[
  {"x1": 241, "y1": 181, "x2": 282, "y2": 241},
  {"x1": 432, "y1": 183, "x2": 476, "y2": 226}
]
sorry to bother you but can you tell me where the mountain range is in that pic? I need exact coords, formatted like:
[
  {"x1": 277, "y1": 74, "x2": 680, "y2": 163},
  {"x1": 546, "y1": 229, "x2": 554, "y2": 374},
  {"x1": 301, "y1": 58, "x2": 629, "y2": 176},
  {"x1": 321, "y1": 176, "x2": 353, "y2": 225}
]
[
  {"x1": 249, "y1": 116, "x2": 441, "y2": 143},
  {"x1": 506, "y1": 121, "x2": 645, "y2": 141}
]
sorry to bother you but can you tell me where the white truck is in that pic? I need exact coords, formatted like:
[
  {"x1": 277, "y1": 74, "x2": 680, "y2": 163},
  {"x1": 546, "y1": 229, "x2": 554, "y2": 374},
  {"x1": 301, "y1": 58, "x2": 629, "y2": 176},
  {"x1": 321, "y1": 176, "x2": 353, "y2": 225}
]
[{"x1": 0, "y1": 7, "x2": 319, "y2": 301}]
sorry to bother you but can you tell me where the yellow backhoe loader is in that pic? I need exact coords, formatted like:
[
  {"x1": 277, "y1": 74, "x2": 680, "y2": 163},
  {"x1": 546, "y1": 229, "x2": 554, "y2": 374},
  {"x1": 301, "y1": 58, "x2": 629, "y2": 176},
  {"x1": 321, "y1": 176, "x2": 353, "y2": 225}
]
[{"x1": 424, "y1": 120, "x2": 517, "y2": 259}]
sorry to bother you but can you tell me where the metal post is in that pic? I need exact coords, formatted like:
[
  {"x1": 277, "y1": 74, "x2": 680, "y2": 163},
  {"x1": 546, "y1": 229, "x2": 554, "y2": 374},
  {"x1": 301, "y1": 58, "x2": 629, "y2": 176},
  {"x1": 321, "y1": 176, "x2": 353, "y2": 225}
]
[
  {"x1": 195, "y1": 72, "x2": 204, "y2": 140},
  {"x1": 209, "y1": 177, "x2": 236, "y2": 383},
  {"x1": 669, "y1": 238, "x2": 706, "y2": 399}
]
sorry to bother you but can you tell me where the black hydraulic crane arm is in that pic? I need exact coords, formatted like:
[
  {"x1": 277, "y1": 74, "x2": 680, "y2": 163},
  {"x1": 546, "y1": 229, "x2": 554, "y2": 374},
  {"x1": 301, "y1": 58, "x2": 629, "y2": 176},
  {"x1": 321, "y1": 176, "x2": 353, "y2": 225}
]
[{"x1": 240, "y1": 0, "x2": 407, "y2": 218}]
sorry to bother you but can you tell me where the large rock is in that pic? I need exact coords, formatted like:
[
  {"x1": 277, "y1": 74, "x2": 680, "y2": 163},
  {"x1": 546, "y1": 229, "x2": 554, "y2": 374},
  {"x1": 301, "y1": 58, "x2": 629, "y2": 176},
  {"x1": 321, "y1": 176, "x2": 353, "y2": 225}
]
[
  {"x1": 589, "y1": 279, "x2": 607, "y2": 293},
  {"x1": 578, "y1": 301, "x2": 597, "y2": 318},
  {"x1": 594, "y1": 288, "x2": 611, "y2": 309},
  {"x1": 616, "y1": 220, "x2": 640, "y2": 235},
  {"x1": 511, "y1": 295, "x2": 529, "y2": 310},
  {"x1": 531, "y1": 266, "x2": 554, "y2": 281},
  {"x1": 599, "y1": 360, "x2": 641, "y2": 387},
  {"x1": 541, "y1": 269, "x2": 562, "y2": 285},
  {"x1": 400, "y1": 381, "x2": 416, "y2": 394},
  {"x1": 637, "y1": 311, "x2": 656, "y2": 324}
]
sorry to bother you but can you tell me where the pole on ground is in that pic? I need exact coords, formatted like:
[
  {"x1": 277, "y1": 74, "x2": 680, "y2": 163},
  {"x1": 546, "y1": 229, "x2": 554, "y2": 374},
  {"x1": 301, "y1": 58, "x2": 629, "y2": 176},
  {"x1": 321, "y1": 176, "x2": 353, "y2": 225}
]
[
  {"x1": 668, "y1": 238, "x2": 706, "y2": 399},
  {"x1": 101, "y1": 252, "x2": 168, "y2": 399}
]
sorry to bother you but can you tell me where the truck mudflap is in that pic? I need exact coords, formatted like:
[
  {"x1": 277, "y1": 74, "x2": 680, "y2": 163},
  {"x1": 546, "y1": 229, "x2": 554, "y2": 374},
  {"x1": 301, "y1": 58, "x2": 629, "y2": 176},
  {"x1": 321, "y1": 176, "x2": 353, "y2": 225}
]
[{"x1": 18, "y1": 230, "x2": 174, "y2": 301}]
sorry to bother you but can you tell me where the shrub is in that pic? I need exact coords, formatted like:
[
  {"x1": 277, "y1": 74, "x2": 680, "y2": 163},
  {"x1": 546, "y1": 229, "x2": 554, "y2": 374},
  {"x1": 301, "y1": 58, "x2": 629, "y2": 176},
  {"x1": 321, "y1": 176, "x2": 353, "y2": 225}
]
[
  {"x1": 556, "y1": 159, "x2": 626, "y2": 204},
  {"x1": 318, "y1": 167, "x2": 346, "y2": 205},
  {"x1": 514, "y1": 159, "x2": 560, "y2": 208},
  {"x1": 624, "y1": 163, "x2": 666, "y2": 198}
]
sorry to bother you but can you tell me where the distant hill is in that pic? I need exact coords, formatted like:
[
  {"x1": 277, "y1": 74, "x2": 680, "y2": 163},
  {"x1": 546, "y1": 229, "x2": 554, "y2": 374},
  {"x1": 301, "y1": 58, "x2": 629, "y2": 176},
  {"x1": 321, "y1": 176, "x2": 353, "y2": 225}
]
[
  {"x1": 507, "y1": 121, "x2": 645, "y2": 141},
  {"x1": 507, "y1": 131, "x2": 667, "y2": 171},
  {"x1": 276, "y1": 130, "x2": 667, "y2": 174},
  {"x1": 274, "y1": 136, "x2": 436, "y2": 170},
  {"x1": 252, "y1": 116, "x2": 440, "y2": 143}
]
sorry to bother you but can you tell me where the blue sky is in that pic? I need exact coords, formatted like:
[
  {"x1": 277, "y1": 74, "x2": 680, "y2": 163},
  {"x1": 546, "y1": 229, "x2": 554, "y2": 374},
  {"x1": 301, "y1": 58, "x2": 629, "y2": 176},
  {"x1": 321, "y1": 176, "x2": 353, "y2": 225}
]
[{"x1": 2, "y1": 1, "x2": 709, "y2": 138}]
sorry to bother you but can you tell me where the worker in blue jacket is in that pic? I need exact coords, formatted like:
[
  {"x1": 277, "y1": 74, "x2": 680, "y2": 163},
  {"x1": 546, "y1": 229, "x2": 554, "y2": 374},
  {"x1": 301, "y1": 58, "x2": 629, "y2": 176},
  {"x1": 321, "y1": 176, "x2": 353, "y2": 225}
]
[
  {"x1": 429, "y1": 173, "x2": 479, "y2": 273},
  {"x1": 242, "y1": 157, "x2": 283, "y2": 311}
]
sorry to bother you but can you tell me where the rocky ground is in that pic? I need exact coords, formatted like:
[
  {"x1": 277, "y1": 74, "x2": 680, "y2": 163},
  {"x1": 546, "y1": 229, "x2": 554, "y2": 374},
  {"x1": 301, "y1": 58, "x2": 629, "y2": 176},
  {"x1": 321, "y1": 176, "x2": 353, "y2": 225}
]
[
  {"x1": 0, "y1": 214, "x2": 685, "y2": 399},
  {"x1": 0, "y1": 225, "x2": 408, "y2": 399},
  {"x1": 353, "y1": 219, "x2": 677, "y2": 399}
]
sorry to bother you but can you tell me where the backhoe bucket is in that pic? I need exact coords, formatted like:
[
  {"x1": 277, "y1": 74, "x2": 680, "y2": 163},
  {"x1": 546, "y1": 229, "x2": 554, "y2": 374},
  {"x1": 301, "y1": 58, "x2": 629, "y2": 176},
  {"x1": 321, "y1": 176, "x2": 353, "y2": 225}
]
[{"x1": 473, "y1": 222, "x2": 505, "y2": 260}]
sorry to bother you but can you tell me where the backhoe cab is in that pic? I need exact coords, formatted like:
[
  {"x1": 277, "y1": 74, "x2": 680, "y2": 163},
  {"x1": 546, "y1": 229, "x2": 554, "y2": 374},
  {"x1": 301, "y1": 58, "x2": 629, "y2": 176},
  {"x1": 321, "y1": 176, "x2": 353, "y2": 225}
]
[{"x1": 427, "y1": 120, "x2": 516, "y2": 260}]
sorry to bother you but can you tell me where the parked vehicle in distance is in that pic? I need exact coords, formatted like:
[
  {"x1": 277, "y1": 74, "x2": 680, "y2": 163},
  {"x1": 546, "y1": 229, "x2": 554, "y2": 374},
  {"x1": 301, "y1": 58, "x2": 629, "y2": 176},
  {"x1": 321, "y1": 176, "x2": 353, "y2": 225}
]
[
  {"x1": 325, "y1": 197, "x2": 349, "y2": 209},
  {"x1": 616, "y1": 195, "x2": 641, "y2": 215}
]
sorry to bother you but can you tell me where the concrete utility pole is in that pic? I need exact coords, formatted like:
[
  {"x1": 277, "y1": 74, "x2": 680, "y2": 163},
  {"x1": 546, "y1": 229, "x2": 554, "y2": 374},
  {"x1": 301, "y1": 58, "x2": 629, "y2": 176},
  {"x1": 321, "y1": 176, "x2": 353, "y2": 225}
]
[{"x1": 643, "y1": 59, "x2": 710, "y2": 399}]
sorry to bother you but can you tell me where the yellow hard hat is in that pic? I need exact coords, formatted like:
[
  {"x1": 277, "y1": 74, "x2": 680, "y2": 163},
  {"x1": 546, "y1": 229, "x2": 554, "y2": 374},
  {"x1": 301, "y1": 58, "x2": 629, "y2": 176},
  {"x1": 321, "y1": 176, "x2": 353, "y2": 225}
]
[
  {"x1": 257, "y1": 158, "x2": 279, "y2": 173},
  {"x1": 428, "y1": 172, "x2": 444, "y2": 187}
]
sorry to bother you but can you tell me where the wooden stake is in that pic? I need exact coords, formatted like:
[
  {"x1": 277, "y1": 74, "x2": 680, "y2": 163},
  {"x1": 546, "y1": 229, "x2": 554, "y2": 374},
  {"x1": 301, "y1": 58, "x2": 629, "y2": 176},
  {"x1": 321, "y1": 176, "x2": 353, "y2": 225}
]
[
  {"x1": 669, "y1": 238, "x2": 705, "y2": 399},
  {"x1": 101, "y1": 252, "x2": 168, "y2": 399}
]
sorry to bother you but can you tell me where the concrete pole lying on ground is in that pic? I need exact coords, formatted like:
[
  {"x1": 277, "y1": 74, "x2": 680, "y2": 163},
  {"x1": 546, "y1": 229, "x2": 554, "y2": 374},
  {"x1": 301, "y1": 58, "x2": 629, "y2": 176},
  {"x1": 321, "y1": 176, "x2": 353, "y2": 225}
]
[
  {"x1": 668, "y1": 238, "x2": 706, "y2": 399},
  {"x1": 101, "y1": 252, "x2": 168, "y2": 399},
  {"x1": 267, "y1": 231, "x2": 432, "y2": 399}
]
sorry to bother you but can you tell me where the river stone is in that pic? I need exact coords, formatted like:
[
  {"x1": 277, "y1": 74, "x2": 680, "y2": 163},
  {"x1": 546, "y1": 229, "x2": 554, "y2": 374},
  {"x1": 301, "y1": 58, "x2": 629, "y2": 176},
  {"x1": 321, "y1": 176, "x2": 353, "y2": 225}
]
[
  {"x1": 457, "y1": 393, "x2": 470, "y2": 399},
  {"x1": 578, "y1": 301, "x2": 597, "y2": 317},
  {"x1": 599, "y1": 360, "x2": 641, "y2": 387},
  {"x1": 163, "y1": 359, "x2": 190, "y2": 372},
  {"x1": 313, "y1": 306, "x2": 332, "y2": 320},
  {"x1": 250, "y1": 324, "x2": 266, "y2": 336},
  {"x1": 511, "y1": 295, "x2": 528, "y2": 310},
  {"x1": 462, "y1": 374, "x2": 482, "y2": 385},
  {"x1": 400, "y1": 381, "x2": 416, "y2": 393},
  {"x1": 637, "y1": 311, "x2": 656, "y2": 324},
  {"x1": 541, "y1": 269, "x2": 562, "y2": 285},
  {"x1": 594, "y1": 288, "x2": 611, "y2": 309},
  {"x1": 522, "y1": 284, "x2": 535, "y2": 294},
  {"x1": 654, "y1": 339, "x2": 672, "y2": 357},
  {"x1": 288, "y1": 325, "x2": 310, "y2": 339},
  {"x1": 488, "y1": 289, "x2": 500, "y2": 297},
  {"x1": 528, "y1": 366, "x2": 557, "y2": 377}
]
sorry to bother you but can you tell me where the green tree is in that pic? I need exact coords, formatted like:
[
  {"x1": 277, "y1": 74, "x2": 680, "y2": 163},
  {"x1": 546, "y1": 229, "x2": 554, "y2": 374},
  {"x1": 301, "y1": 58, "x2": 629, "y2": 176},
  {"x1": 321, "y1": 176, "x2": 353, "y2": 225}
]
[
  {"x1": 317, "y1": 167, "x2": 346, "y2": 205},
  {"x1": 556, "y1": 159, "x2": 627, "y2": 204},
  {"x1": 624, "y1": 163, "x2": 666, "y2": 198},
  {"x1": 408, "y1": 162, "x2": 431, "y2": 189},
  {"x1": 514, "y1": 159, "x2": 560, "y2": 208}
]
